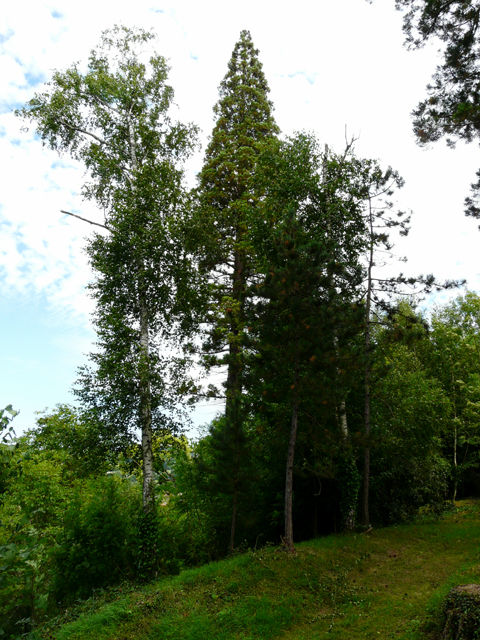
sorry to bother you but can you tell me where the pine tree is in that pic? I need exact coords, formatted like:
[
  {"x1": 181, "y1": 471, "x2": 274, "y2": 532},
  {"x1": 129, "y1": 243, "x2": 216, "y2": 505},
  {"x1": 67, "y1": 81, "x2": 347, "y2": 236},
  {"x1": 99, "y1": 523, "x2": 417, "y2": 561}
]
[
  {"x1": 250, "y1": 134, "x2": 367, "y2": 550},
  {"x1": 395, "y1": 0, "x2": 480, "y2": 222},
  {"x1": 197, "y1": 30, "x2": 279, "y2": 550}
]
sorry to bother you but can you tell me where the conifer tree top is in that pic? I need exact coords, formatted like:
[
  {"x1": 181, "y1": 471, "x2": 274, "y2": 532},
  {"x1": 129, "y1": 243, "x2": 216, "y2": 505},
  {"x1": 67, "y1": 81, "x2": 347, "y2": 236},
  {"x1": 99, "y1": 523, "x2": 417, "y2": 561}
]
[
  {"x1": 214, "y1": 30, "x2": 276, "y2": 126},
  {"x1": 199, "y1": 30, "x2": 279, "y2": 208}
]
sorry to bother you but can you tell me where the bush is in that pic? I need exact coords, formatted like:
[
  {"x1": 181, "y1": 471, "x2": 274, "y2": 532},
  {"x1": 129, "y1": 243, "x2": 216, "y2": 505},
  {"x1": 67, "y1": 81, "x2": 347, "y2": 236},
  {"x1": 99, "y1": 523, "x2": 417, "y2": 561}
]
[{"x1": 52, "y1": 475, "x2": 141, "y2": 601}]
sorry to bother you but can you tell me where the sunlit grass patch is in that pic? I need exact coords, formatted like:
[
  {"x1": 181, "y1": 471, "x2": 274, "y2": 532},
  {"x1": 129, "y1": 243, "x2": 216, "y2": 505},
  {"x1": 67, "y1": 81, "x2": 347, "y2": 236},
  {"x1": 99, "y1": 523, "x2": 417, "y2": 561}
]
[{"x1": 54, "y1": 599, "x2": 136, "y2": 640}]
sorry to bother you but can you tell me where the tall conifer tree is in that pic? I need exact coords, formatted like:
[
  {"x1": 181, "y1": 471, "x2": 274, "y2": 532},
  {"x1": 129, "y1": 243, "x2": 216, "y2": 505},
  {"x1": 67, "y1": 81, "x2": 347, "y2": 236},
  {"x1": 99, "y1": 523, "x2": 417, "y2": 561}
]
[
  {"x1": 197, "y1": 31, "x2": 279, "y2": 550},
  {"x1": 198, "y1": 29, "x2": 279, "y2": 406}
]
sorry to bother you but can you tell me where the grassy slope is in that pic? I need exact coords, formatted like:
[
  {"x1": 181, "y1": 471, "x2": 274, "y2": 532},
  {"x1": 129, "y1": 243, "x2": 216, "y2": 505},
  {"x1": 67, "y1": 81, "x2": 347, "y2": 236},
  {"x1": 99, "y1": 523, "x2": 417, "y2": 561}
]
[{"x1": 39, "y1": 500, "x2": 480, "y2": 640}]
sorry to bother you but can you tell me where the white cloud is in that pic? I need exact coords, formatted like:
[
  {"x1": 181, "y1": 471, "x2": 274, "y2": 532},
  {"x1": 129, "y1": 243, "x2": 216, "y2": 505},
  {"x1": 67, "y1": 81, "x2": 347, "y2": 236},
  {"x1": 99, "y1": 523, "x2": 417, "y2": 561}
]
[{"x1": 0, "y1": 116, "x2": 94, "y2": 324}]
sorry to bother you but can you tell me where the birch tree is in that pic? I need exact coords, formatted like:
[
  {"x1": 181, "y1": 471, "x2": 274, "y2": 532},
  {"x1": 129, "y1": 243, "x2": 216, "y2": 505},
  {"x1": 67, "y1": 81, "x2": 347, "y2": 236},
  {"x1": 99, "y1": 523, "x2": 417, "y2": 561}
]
[{"x1": 16, "y1": 26, "x2": 199, "y2": 511}]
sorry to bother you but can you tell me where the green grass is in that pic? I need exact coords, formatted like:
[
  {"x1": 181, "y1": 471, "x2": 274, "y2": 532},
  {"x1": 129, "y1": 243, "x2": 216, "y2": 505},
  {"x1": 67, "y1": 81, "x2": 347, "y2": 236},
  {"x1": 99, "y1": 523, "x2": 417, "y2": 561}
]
[{"x1": 38, "y1": 500, "x2": 480, "y2": 640}]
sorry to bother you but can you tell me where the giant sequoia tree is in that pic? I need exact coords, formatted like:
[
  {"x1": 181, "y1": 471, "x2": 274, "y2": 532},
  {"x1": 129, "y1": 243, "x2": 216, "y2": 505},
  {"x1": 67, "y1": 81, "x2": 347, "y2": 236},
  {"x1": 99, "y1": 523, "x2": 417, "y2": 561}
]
[
  {"x1": 197, "y1": 30, "x2": 279, "y2": 550},
  {"x1": 198, "y1": 29, "x2": 279, "y2": 411},
  {"x1": 16, "y1": 26, "x2": 198, "y2": 510}
]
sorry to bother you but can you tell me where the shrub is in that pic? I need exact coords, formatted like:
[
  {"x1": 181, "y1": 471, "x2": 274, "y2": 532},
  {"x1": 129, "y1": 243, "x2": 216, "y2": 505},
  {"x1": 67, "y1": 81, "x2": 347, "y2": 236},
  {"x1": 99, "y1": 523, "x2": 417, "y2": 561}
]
[{"x1": 52, "y1": 475, "x2": 140, "y2": 601}]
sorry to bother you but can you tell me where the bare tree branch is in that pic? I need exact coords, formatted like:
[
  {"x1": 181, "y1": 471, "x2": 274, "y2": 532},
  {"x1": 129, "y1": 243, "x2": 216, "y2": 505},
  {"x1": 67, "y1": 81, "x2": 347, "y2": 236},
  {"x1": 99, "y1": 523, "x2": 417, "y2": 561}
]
[{"x1": 61, "y1": 210, "x2": 110, "y2": 231}]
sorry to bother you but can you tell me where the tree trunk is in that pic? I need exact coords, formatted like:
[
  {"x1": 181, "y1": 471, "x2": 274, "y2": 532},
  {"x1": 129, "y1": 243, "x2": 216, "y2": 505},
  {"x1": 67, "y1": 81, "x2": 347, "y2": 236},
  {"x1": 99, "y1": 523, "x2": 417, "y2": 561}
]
[
  {"x1": 284, "y1": 346, "x2": 300, "y2": 552},
  {"x1": 326, "y1": 164, "x2": 358, "y2": 530},
  {"x1": 224, "y1": 245, "x2": 246, "y2": 549},
  {"x1": 453, "y1": 422, "x2": 458, "y2": 503},
  {"x1": 362, "y1": 445, "x2": 370, "y2": 526},
  {"x1": 225, "y1": 341, "x2": 240, "y2": 414},
  {"x1": 337, "y1": 398, "x2": 358, "y2": 531},
  {"x1": 139, "y1": 299, "x2": 155, "y2": 510},
  {"x1": 225, "y1": 246, "x2": 245, "y2": 414},
  {"x1": 362, "y1": 198, "x2": 374, "y2": 527},
  {"x1": 338, "y1": 399, "x2": 349, "y2": 440},
  {"x1": 229, "y1": 486, "x2": 237, "y2": 553},
  {"x1": 334, "y1": 332, "x2": 350, "y2": 441},
  {"x1": 452, "y1": 373, "x2": 458, "y2": 503},
  {"x1": 127, "y1": 114, "x2": 155, "y2": 512}
]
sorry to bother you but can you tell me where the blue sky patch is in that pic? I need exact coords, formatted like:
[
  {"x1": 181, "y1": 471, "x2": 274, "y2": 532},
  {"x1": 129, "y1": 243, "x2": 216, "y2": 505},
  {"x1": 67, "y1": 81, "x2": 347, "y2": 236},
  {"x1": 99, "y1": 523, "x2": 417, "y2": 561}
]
[
  {"x1": 24, "y1": 69, "x2": 47, "y2": 87},
  {"x1": 0, "y1": 102, "x2": 17, "y2": 114},
  {"x1": 287, "y1": 71, "x2": 318, "y2": 85},
  {"x1": 0, "y1": 29, "x2": 14, "y2": 45},
  {"x1": 190, "y1": 52, "x2": 198, "y2": 61},
  {"x1": 0, "y1": 293, "x2": 93, "y2": 436},
  {"x1": 51, "y1": 160, "x2": 70, "y2": 170},
  {"x1": 51, "y1": 10, "x2": 63, "y2": 19}
]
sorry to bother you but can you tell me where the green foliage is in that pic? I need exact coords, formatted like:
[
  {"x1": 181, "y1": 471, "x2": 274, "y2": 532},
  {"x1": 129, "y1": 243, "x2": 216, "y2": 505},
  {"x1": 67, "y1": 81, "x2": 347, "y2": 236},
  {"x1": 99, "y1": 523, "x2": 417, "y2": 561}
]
[
  {"x1": 0, "y1": 403, "x2": 121, "y2": 634},
  {"x1": 370, "y1": 330, "x2": 450, "y2": 523},
  {"x1": 137, "y1": 504, "x2": 160, "y2": 583},
  {"x1": 196, "y1": 28, "x2": 279, "y2": 388},
  {"x1": 0, "y1": 405, "x2": 19, "y2": 498},
  {"x1": 0, "y1": 412, "x2": 197, "y2": 637},
  {"x1": 338, "y1": 455, "x2": 361, "y2": 527},
  {"x1": 205, "y1": 413, "x2": 253, "y2": 551},
  {"x1": 396, "y1": 0, "x2": 480, "y2": 148},
  {"x1": 0, "y1": 443, "x2": 74, "y2": 637},
  {"x1": 171, "y1": 443, "x2": 240, "y2": 561},
  {"x1": 425, "y1": 292, "x2": 480, "y2": 498},
  {"x1": 1, "y1": 405, "x2": 18, "y2": 443},
  {"x1": 121, "y1": 431, "x2": 189, "y2": 478},
  {"x1": 198, "y1": 29, "x2": 279, "y2": 248},
  {"x1": 23, "y1": 405, "x2": 113, "y2": 477},
  {"x1": 52, "y1": 475, "x2": 141, "y2": 601}
]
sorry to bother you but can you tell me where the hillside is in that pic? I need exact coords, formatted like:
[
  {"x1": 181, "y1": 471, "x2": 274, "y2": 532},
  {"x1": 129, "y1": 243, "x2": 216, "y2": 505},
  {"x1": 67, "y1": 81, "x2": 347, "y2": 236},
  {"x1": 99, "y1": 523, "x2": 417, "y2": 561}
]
[{"x1": 37, "y1": 499, "x2": 480, "y2": 640}]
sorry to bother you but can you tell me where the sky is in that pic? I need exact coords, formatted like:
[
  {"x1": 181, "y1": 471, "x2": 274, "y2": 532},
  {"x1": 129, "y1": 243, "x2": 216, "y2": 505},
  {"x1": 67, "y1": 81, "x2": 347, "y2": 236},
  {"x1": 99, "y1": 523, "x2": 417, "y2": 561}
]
[{"x1": 1, "y1": 0, "x2": 480, "y2": 436}]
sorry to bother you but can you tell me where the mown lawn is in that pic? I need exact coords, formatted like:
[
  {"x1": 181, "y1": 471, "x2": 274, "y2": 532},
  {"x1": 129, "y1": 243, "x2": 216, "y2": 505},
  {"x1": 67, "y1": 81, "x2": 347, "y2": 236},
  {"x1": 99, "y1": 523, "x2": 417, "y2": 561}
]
[{"x1": 39, "y1": 499, "x2": 480, "y2": 640}]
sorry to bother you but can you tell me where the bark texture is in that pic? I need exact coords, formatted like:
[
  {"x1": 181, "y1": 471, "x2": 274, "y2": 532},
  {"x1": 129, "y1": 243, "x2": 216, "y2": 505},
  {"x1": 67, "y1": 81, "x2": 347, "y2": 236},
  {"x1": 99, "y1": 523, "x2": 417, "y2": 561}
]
[{"x1": 139, "y1": 299, "x2": 155, "y2": 509}]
